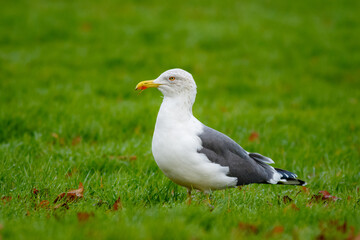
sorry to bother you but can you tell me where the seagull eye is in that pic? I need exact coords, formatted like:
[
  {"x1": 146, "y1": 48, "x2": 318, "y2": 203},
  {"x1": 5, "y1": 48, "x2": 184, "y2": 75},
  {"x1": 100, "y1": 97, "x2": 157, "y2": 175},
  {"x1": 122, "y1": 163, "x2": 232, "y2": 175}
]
[{"x1": 169, "y1": 77, "x2": 175, "y2": 81}]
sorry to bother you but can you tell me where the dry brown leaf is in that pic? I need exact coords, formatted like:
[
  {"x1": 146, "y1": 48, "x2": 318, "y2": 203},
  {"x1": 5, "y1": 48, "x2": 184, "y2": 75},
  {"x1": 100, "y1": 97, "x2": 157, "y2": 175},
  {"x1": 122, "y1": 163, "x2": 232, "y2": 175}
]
[
  {"x1": 319, "y1": 190, "x2": 339, "y2": 201},
  {"x1": 316, "y1": 220, "x2": 359, "y2": 240},
  {"x1": 51, "y1": 133, "x2": 59, "y2": 139},
  {"x1": 347, "y1": 226, "x2": 360, "y2": 240},
  {"x1": 284, "y1": 203, "x2": 300, "y2": 213},
  {"x1": 77, "y1": 212, "x2": 94, "y2": 222},
  {"x1": 71, "y1": 136, "x2": 82, "y2": 146},
  {"x1": 248, "y1": 131, "x2": 259, "y2": 142},
  {"x1": 54, "y1": 182, "x2": 84, "y2": 203},
  {"x1": 238, "y1": 222, "x2": 258, "y2": 234},
  {"x1": 353, "y1": 234, "x2": 360, "y2": 240},
  {"x1": 336, "y1": 221, "x2": 347, "y2": 233},
  {"x1": 272, "y1": 225, "x2": 285, "y2": 234},
  {"x1": 220, "y1": 106, "x2": 228, "y2": 113},
  {"x1": 37, "y1": 200, "x2": 50, "y2": 209},
  {"x1": 311, "y1": 190, "x2": 339, "y2": 203},
  {"x1": 113, "y1": 197, "x2": 123, "y2": 211},
  {"x1": 1, "y1": 196, "x2": 12, "y2": 205},
  {"x1": 266, "y1": 225, "x2": 285, "y2": 238},
  {"x1": 134, "y1": 126, "x2": 141, "y2": 135},
  {"x1": 301, "y1": 186, "x2": 310, "y2": 195},
  {"x1": 316, "y1": 233, "x2": 326, "y2": 240},
  {"x1": 80, "y1": 22, "x2": 92, "y2": 32}
]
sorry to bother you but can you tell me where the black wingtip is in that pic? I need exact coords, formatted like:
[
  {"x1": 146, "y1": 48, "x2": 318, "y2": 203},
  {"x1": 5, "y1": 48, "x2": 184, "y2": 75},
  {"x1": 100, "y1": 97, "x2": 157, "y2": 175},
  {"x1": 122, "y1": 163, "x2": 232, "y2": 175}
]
[
  {"x1": 275, "y1": 168, "x2": 307, "y2": 186},
  {"x1": 277, "y1": 178, "x2": 307, "y2": 186},
  {"x1": 298, "y1": 179, "x2": 307, "y2": 186}
]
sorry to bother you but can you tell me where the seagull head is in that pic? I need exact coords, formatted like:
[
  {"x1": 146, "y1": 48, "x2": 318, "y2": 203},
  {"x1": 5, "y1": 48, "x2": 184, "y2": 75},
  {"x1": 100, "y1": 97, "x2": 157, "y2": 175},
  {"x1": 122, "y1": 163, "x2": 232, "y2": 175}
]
[{"x1": 136, "y1": 69, "x2": 197, "y2": 99}]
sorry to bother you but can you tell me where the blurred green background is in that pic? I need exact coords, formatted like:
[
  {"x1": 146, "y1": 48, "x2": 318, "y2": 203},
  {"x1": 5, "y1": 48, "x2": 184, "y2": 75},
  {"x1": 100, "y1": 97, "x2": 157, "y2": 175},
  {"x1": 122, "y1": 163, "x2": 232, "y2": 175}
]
[{"x1": 1, "y1": 0, "x2": 359, "y2": 239}]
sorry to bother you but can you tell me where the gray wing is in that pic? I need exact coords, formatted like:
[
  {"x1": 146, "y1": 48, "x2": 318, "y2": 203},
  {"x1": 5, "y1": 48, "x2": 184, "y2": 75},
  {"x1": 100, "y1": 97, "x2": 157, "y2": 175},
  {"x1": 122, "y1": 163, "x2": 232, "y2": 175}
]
[{"x1": 198, "y1": 125, "x2": 276, "y2": 185}]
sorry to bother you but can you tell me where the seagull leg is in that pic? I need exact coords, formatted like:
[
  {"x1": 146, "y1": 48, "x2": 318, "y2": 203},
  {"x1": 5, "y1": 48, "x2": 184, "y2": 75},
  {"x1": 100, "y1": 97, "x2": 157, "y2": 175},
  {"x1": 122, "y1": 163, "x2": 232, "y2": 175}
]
[
  {"x1": 186, "y1": 189, "x2": 192, "y2": 205},
  {"x1": 205, "y1": 193, "x2": 214, "y2": 210}
]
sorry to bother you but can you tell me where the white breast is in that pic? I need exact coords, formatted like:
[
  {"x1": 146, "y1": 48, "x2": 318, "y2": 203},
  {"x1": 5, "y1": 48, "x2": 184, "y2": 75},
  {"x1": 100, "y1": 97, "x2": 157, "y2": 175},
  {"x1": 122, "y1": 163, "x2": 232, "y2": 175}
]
[{"x1": 151, "y1": 102, "x2": 237, "y2": 192}]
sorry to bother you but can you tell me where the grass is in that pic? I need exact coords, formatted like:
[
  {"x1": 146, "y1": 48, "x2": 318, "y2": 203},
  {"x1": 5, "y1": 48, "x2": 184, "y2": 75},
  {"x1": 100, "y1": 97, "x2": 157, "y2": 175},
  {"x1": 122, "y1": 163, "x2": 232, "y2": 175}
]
[{"x1": 1, "y1": 0, "x2": 360, "y2": 239}]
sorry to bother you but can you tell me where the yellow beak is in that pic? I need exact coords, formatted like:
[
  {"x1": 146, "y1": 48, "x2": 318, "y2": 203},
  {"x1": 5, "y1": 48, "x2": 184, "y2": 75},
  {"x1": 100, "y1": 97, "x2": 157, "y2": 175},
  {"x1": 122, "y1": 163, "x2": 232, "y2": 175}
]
[{"x1": 135, "y1": 80, "x2": 161, "y2": 90}]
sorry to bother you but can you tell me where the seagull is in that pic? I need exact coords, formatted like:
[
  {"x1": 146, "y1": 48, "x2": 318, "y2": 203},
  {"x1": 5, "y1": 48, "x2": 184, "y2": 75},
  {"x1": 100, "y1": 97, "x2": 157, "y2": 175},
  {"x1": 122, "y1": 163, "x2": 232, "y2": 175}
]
[{"x1": 135, "y1": 68, "x2": 306, "y2": 204}]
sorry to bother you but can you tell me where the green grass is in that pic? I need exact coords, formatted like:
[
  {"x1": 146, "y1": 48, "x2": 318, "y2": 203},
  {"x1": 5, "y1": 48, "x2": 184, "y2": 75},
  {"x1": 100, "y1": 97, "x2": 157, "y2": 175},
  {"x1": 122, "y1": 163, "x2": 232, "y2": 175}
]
[{"x1": 1, "y1": 0, "x2": 360, "y2": 239}]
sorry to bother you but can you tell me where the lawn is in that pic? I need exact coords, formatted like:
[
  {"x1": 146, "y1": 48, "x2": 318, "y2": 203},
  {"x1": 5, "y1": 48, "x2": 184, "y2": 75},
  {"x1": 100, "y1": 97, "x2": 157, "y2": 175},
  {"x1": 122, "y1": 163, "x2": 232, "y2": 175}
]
[{"x1": 1, "y1": 0, "x2": 360, "y2": 239}]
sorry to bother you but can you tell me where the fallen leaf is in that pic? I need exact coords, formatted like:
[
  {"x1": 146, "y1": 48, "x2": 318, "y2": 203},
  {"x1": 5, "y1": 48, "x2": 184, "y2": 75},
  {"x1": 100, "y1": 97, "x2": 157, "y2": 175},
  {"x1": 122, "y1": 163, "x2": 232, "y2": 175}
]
[
  {"x1": 39, "y1": 200, "x2": 50, "y2": 207},
  {"x1": 33, "y1": 188, "x2": 39, "y2": 195},
  {"x1": 220, "y1": 106, "x2": 228, "y2": 113},
  {"x1": 312, "y1": 190, "x2": 339, "y2": 202},
  {"x1": 77, "y1": 212, "x2": 94, "y2": 222},
  {"x1": 1, "y1": 196, "x2": 12, "y2": 205},
  {"x1": 113, "y1": 197, "x2": 123, "y2": 211},
  {"x1": 272, "y1": 225, "x2": 284, "y2": 234},
  {"x1": 71, "y1": 136, "x2": 82, "y2": 146},
  {"x1": 248, "y1": 131, "x2": 259, "y2": 142},
  {"x1": 238, "y1": 222, "x2": 258, "y2": 234},
  {"x1": 51, "y1": 133, "x2": 59, "y2": 139},
  {"x1": 265, "y1": 225, "x2": 285, "y2": 238},
  {"x1": 301, "y1": 186, "x2": 310, "y2": 195},
  {"x1": 316, "y1": 233, "x2": 326, "y2": 240},
  {"x1": 134, "y1": 126, "x2": 141, "y2": 135},
  {"x1": 352, "y1": 233, "x2": 360, "y2": 240},
  {"x1": 317, "y1": 220, "x2": 359, "y2": 240},
  {"x1": 35, "y1": 200, "x2": 50, "y2": 209},
  {"x1": 54, "y1": 182, "x2": 84, "y2": 203},
  {"x1": 326, "y1": 220, "x2": 348, "y2": 234},
  {"x1": 336, "y1": 221, "x2": 347, "y2": 233},
  {"x1": 284, "y1": 203, "x2": 300, "y2": 212},
  {"x1": 347, "y1": 226, "x2": 360, "y2": 240},
  {"x1": 80, "y1": 22, "x2": 92, "y2": 32},
  {"x1": 347, "y1": 226, "x2": 356, "y2": 240}
]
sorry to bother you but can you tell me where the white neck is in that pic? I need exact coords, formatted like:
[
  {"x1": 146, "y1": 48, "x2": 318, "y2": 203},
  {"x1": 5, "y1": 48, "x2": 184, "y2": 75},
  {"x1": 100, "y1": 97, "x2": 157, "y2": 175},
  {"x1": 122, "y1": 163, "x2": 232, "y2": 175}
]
[
  {"x1": 158, "y1": 95, "x2": 194, "y2": 122},
  {"x1": 155, "y1": 97, "x2": 194, "y2": 133}
]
